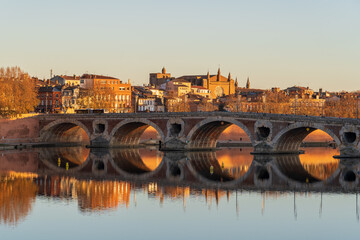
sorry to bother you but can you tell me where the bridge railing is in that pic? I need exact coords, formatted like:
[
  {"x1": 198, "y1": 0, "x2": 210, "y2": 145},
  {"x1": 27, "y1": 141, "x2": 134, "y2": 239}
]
[{"x1": 37, "y1": 112, "x2": 360, "y2": 125}]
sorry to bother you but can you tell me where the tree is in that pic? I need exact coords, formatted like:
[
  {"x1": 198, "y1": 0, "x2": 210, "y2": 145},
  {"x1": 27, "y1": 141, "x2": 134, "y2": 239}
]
[
  {"x1": 77, "y1": 82, "x2": 117, "y2": 112},
  {"x1": 0, "y1": 67, "x2": 38, "y2": 118}
]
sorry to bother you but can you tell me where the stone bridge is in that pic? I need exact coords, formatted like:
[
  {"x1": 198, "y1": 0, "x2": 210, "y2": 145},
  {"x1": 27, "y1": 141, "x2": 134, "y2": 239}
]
[{"x1": 37, "y1": 112, "x2": 360, "y2": 157}]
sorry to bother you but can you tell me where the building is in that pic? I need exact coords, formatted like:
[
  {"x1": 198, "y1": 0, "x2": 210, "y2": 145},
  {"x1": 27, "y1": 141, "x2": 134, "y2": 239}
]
[
  {"x1": 149, "y1": 67, "x2": 173, "y2": 87},
  {"x1": 51, "y1": 75, "x2": 81, "y2": 86},
  {"x1": 80, "y1": 74, "x2": 131, "y2": 112},
  {"x1": 191, "y1": 86, "x2": 211, "y2": 98},
  {"x1": 149, "y1": 88, "x2": 165, "y2": 98},
  {"x1": 289, "y1": 96, "x2": 325, "y2": 115},
  {"x1": 37, "y1": 86, "x2": 62, "y2": 113},
  {"x1": 132, "y1": 86, "x2": 164, "y2": 112},
  {"x1": 177, "y1": 68, "x2": 236, "y2": 99},
  {"x1": 285, "y1": 86, "x2": 314, "y2": 98},
  {"x1": 165, "y1": 79, "x2": 191, "y2": 97},
  {"x1": 61, "y1": 86, "x2": 80, "y2": 113}
]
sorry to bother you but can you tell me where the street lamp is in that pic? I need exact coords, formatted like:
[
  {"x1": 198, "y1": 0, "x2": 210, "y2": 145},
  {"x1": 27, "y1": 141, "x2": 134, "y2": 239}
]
[{"x1": 356, "y1": 98, "x2": 359, "y2": 119}]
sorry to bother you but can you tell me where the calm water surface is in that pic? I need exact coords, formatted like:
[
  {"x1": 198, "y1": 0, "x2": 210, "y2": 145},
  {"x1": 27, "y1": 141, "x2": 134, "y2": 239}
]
[{"x1": 0, "y1": 146, "x2": 359, "y2": 240}]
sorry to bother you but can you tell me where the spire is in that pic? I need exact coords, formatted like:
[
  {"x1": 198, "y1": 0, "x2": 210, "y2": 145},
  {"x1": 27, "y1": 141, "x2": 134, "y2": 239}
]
[
  {"x1": 207, "y1": 71, "x2": 210, "y2": 79},
  {"x1": 217, "y1": 68, "x2": 221, "y2": 81},
  {"x1": 235, "y1": 77, "x2": 238, "y2": 87},
  {"x1": 246, "y1": 77, "x2": 250, "y2": 89},
  {"x1": 162, "y1": 67, "x2": 166, "y2": 74},
  {"x1": 228, "y1": 73, "x2": 231, "y2": 82}
]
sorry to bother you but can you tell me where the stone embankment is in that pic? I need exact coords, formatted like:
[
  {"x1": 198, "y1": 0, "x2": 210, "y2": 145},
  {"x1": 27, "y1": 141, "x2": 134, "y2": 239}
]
[{"x1": 0, "y1": 117, "x2": 39, "y2": 148}]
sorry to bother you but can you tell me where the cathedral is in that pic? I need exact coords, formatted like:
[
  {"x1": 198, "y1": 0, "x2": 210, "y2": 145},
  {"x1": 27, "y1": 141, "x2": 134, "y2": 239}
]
[
  {"x1": 177, "y1": 68, "x2": 236, "y2": 98},
  {"x1": 149, "y1": 67, "x2": 237, "y2": 99}
]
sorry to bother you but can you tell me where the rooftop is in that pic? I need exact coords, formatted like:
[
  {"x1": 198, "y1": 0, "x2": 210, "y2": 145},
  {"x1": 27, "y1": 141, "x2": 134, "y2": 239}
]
[{"x1": 81, "y1": 74, "x2": 118, "y2": 80}]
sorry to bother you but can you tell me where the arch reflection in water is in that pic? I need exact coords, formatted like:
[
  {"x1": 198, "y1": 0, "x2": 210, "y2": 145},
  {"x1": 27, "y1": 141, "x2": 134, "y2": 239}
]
[
  {"x1": 0, "y1": 173, "x2": 37, "y2": 225},
  {"x1": 188, "y1": 148, "x2": 254, "y2": 182},
  {"x1": 110, "y1": 148, "x2": 163, "y2": 175},
  {"x1": 275, "y1": 148, "x2": 340, "y2": 183},
  {"x1": 38, "y1": 147, "x2": 90, "y2": 170}
]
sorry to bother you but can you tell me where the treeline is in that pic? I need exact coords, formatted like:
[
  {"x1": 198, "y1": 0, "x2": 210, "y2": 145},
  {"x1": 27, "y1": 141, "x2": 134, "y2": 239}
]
[
  {"x1": 0, "y1": 67, "x2": 38, "y2": 118},
  {"x1": 223, "y1": 92, "x2": 360, "y2": 118}
]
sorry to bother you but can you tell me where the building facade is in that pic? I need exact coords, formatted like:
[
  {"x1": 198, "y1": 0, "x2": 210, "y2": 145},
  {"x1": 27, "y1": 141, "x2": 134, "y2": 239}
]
[
  {"x1": 61, "y1": 86, "x2": 80, "y2": 113},
  {"x1": 80, "y1": 74, "x2": 131, "y2": 112},
  {"x1": 149, "y1": 67, "x2": 173, "y2": 87},
  {"x1": 51, "y1": 75, "x2": 81, "y2": 86},
  {"x1": 37, "y1": 86, "x2": 62, "y2": 113}
]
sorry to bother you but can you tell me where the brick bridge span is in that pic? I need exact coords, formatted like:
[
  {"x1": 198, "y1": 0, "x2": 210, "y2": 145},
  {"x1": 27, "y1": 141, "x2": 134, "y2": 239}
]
[{"x1": 37, "y1": 112, "x2": 360, "y2": 157}]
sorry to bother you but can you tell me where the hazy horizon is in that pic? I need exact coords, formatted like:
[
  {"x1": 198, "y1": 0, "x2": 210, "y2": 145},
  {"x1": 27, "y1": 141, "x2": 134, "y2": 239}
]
[{"x1": 1, "y1": 0, "x2": 359, "y2": 91}]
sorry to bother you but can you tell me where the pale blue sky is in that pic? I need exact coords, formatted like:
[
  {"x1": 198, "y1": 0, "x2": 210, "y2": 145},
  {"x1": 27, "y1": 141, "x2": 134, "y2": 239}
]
[{"x1": 1, "y1": 0, "x2": 359, "y2": 91}]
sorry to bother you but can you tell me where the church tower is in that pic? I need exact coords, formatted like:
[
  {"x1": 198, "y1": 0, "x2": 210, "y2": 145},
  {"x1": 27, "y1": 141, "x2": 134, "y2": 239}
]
[
  {"x1": 162, "y1": 67, "x2": 166, "y2": 74},
  {"x1": 246, "y1": 77, "x2": 250, "y2": 89},
  {"x1": 217, "y1": 68, "x2": 221, "y2": 81}
]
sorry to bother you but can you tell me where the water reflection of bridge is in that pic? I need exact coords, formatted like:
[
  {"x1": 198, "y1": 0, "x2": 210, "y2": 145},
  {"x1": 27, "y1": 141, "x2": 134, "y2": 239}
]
[
  {"x1": 15, "y1": 147, "x2": 357, "y2": 192},
  {"x1": 2, "y1": 145, "x2": 360, "y2": 224}
]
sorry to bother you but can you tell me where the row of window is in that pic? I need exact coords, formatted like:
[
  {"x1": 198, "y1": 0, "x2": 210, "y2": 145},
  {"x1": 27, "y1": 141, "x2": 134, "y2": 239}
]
[
  {"x1": 99, "y1": 80, "x2": 125, "y2": 85},
  {"x1": 40, "y1": 100, "x2": 59, "y2": 106},
  {"x1": 138, "y1": 99, "x2": 154, "y2": 105},
  {"x1": 138, "y1": 106, "x2": 154, "y2": 111},
  {"x1": 291, "y1": 102, "x2": 323, "y2": 107},
  {"x1": 40, "y1": 94, "x2": 60, "y2": 99}
]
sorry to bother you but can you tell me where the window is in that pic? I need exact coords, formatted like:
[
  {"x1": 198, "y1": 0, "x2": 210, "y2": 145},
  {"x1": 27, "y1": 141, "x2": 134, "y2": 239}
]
[{"x1": 80, "y1": 79, "x2": 84, "y2": 84}]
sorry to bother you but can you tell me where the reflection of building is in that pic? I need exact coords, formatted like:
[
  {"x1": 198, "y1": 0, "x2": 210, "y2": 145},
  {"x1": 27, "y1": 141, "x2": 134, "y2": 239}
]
[
  {"x1": 77, "y1": 181, "x2": 131, "y2": 210},
  {"x1": 35, "y1": 177, "x2": 132, "y2": 211},
  {"x1": 146, "y1": 183, "x2": 227, "y2": 206}
]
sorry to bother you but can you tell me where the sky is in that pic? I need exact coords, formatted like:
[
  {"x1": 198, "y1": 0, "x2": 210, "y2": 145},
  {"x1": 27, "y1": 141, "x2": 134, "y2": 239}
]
[{"x1": 0, "y1": 0, "x2": 359, "y2": 91}]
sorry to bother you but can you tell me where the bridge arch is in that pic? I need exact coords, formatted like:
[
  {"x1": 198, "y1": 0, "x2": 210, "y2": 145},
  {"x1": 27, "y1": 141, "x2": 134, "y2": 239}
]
[
  {"x1": 38, "y1": 147, "x2": 91, "y2": 173},
  {"x1": 186, "y1": 151, "x2": 255, "y2": 187},
  {"x1": 109, "y1": 119, "x2": 165, "y2": 146},
  {"x1": 40, "y1": 119, "x2": 91, "y2": 144},
  {"x1": 270, "y1": 154, "x2": 341, "y2": 187},
  {"x1": 186, "y1": 117, "x2": 255, "y2": 149},
  {"x1": 109, "y1": 148, "x2": 165, "y2": 179},
  {"x1": 272, "y1": 122, "x2": 341, "y2": 153}
]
